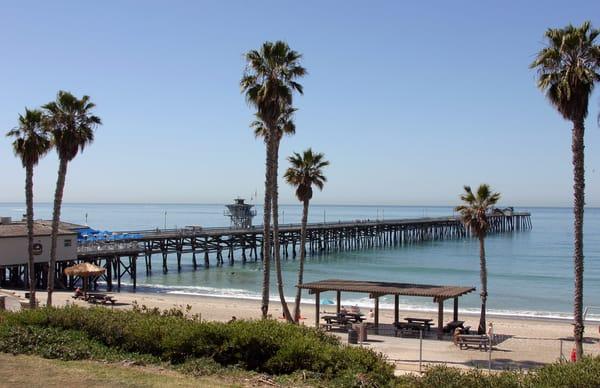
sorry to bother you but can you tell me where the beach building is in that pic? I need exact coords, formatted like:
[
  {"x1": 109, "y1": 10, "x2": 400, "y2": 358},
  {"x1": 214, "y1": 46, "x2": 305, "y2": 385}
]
[{"x1": 0, "y1": 217, "x2": 78, "y2": 267}]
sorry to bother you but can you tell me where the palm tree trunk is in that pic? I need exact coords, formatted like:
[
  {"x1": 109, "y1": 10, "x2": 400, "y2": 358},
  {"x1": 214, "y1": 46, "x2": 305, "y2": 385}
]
[
  {"x1": 271, "y1": 138, "x2": 293, "y2": 322},
  {"x1": 261, "y1": 134, "x2": 274, "y2": 318},
  {"x1": 478, "y1": 236, "x2": 488, "y2": 334},
  {"x1": 572, "y1": 120, "x2": 585, "y2": 360},
  {"x1": 47, "y1": 158, "x2": 68, "y2": 307},
  {"x1": 25, "y1": 164, "x2": 36, "y2": 308},
  {"x1": 293, "y1": 198, "x2": 310, "y2": 322}
]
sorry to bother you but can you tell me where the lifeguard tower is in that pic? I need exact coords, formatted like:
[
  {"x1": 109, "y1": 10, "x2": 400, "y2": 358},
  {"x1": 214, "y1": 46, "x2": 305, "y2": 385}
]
[{"x1": 225, "y1": 198, "x2": 256, "y2": 229}]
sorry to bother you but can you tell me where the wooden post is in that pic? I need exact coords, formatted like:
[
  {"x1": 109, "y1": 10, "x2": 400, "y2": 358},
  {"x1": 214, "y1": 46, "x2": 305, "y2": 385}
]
[
  {"x1": 374, "y1": 296, "x2": 380, "y2": 327},
  {"x1": 132, "y1": 255, "x2": 137, "y2": 290},
  {"x1": 437, "y1": 299, "x2": 444, "y2": 339},
  {"x1": 394, "y1": 294, "x2": 399, "y2": 323},
  {"x1": 106, "y1": 257, "x2": 112, "y2": 292},
  {"x1": 453, "y1": 297, "x2": 459, "y2": 322},
  {"x1": 315, "y1": 291, "x2": 320, "y2": 329},
  {"x1": 0, "y1": 296, "x2": 5, "y2": 310},
  {"x1": 336, "y1": 290, "x2": 341, "y2": 314}
]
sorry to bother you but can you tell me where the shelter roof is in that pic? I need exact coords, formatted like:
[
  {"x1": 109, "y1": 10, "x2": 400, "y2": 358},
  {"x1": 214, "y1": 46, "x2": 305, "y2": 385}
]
[{"x1": 298, "y1": 279, "x2": 475, "y2": 300}]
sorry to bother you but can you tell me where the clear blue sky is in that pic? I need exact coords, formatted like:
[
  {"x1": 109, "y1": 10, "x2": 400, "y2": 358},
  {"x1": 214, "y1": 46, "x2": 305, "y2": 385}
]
[{"x1": 1, "y1": 1, "x2": 599, "y2": 206}]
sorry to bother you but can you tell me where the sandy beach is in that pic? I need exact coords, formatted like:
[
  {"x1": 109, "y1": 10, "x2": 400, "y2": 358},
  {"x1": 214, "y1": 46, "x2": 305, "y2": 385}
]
[{"x1": 2, "y1": 289, "x2": 599, "y2": 372}]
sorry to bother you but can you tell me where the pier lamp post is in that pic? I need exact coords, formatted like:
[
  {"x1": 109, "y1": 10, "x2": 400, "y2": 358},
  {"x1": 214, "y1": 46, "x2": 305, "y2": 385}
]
[{"x1": 164, "y1": 211, "x2": 167, "y2": 230}]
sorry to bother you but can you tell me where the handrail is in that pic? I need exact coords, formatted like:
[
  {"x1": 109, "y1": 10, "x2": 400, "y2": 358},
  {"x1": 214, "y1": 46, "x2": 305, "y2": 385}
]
[{"x1": 583, "y1": 306, "x2": 600, "y2": 321}]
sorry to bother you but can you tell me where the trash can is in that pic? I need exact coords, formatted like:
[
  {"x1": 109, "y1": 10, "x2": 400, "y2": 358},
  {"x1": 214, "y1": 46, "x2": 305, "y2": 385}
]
[
  {"x1": 347, "y1": 328, "x2": 358, "y2": 344},
  {"x1": 353, "y1": 323, "x2": 367, "y2": 342}
]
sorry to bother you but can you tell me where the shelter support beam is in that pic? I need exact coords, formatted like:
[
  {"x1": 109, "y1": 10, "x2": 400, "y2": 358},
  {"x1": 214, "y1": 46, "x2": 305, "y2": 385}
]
[
  {"x1": 315, "y1": 291, "x2": 320, "y2": 329},
  {"x1": 438, "y1": 299, "x2": 444, "y2": 339},
  {"x1": 453, "y1": 297, "x2": 458, "y2": 322}
]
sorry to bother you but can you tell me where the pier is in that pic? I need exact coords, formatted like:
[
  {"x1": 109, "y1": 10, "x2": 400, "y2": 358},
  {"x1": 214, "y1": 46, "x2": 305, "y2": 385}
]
[{"x1": 1, "y1": 212, "x2": 531, "y2": 291}]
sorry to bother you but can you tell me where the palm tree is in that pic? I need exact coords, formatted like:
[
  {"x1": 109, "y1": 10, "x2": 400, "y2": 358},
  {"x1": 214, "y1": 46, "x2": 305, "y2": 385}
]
[
  {"x1": 241, "y1": 41, "x2": 306, "y2": 319},
  {"x1": 531, "y1": 21, "x2": 600, "y2": 359},
  {"x1": 455, "y1": 184, "x2": 500, "y2": 334},
  {"x1": 6, "y1": 109, "x2": 51, "y2": 308},
  {"x1": 251, "y1": 108, "x2": 296, "y2": 321},
  {"x1": 43, "y1": 91, "x2": 101, "y2": 306},
  {"x1": 284, "y1": 149, "x2": 329, "y2": 322}
]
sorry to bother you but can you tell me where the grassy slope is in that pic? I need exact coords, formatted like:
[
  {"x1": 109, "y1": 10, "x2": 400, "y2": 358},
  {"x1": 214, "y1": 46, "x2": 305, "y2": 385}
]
[{"x1": 0, "y1": 353, "x2": 266, "y2": 388}]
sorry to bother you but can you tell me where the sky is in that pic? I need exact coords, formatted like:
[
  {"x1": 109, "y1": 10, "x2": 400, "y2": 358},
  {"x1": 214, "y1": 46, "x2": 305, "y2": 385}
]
[{"x1": 1, "y1": 1, "x2": 599, "y2": 207}]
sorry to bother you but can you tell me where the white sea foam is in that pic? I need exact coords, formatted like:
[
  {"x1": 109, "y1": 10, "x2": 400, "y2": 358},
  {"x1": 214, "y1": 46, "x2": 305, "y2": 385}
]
[{"x1": 123, "y1": 281, "x2": 600, "y2": 322}]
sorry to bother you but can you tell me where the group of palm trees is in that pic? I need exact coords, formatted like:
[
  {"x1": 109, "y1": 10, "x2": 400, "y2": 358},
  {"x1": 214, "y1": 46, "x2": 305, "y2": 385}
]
[
  {"x1": 241, "y1": 41, "x2": 330, "y2": 323},
  {"x1": 6, "y1": 91, "x2": 101, "y2": 308},
  {"x1": 242, "y1": 21, "x2": 600, "y2": 357}
]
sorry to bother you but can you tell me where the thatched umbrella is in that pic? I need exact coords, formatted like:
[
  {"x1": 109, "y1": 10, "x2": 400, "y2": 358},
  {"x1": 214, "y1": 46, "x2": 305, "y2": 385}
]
[{"x1": 64, "y1": 263, "x2": 106, "y2": 299}]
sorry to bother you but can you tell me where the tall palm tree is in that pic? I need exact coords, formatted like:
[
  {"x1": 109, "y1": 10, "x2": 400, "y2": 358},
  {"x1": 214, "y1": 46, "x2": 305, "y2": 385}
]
[
  {"x1": 251, "y1": 108, "x2": 296, "y2": 321},
  {"x1": 284, "y1": 149, "x2": 329, "y2": 323},
  {"x1": 531, "y1": 21, "x2": 600, "y2": 359},
  {"x1": 241, "y1": 41, "x2": 306, "y2": 319},
  {"x1": 43, "y1": 91, "x2": 101, "y2": 306},
  {"x1": 6, "y1": 109, "x2": 51, "y2": 308},
  {"x1": 455, "y1": 184, "x2": 500, "y2": 334}
]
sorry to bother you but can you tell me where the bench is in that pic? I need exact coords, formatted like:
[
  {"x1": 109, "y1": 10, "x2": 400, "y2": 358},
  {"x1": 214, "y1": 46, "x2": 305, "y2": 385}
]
[{"x1": 456, "y1": 334, "x2": 490, "y2": 351}]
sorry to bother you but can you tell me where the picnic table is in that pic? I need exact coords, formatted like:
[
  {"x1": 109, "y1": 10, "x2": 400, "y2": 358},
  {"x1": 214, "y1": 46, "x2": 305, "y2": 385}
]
[
  {"x1": 404, "y1": 317, "x2": 433, "y2": 331},
  {"x1": 321, "y1": 312, "x2": 365, "y2": 331},
  {"x1": 87, "y1": 293, "x2": 116, "y2": 305}
]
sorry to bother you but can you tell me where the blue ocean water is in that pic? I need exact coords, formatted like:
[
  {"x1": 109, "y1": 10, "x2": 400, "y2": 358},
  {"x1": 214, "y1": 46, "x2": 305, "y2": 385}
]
[{"x1": 1, "y1": 203, "x2": 599, "y2": 320}]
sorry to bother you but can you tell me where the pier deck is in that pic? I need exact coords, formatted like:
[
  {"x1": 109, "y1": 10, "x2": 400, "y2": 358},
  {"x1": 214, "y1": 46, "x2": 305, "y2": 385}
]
[{"x1": 1, "y1": 212, "x2": 531, "y2": 292}]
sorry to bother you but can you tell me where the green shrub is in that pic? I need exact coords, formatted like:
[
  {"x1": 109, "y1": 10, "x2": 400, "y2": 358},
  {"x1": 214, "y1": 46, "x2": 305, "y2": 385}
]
[
  {"x1": 527, "y1": 356, "x2": 600, "y2": 387},
  {"x1": 0, "y1": 306, "x2": 394, "y2": 386}
]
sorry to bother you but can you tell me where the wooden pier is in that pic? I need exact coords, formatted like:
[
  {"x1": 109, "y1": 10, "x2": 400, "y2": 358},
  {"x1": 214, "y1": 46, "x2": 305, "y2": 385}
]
[{"x1": 1, "y1": 212, "x2": 531, "y2": 291}]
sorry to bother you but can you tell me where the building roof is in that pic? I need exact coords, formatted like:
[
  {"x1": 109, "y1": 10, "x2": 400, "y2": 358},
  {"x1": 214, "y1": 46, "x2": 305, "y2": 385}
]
[
  {"x1": 0, "y1": 222, "x2": 77, "y2": 238},
  {"x1": 35, "y1": 220, "x2": 87, "y2": 230},
  {"x1": 297, "y1": 279, "x2": 476, "y2": 300}
]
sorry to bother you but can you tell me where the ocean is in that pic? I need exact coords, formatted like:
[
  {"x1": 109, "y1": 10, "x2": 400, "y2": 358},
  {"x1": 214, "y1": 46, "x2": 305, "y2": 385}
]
[{"x1": 1, "y1": 203, "x2": 599, "y2": 321}]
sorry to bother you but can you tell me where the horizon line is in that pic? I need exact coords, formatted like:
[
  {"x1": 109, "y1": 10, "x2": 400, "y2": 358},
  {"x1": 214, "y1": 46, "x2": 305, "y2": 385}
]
[{"x1": 0, "y1": 201, "x2": 597, "y2": 210}]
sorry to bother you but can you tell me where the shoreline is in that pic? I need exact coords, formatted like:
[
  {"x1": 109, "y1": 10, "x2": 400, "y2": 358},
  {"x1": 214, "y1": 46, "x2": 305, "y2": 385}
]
[{"x1": 3, "y1": 287, "x2": 597, "y2": 324}]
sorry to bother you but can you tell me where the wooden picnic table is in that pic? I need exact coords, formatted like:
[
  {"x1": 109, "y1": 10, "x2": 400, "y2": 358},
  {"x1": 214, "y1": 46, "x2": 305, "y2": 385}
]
[
  {"x1": 404, "y1": 317, "x2": 433, "y2": 331},
  {"x1": 321, "y1": 312, "x2": 365, "y2": 330}
]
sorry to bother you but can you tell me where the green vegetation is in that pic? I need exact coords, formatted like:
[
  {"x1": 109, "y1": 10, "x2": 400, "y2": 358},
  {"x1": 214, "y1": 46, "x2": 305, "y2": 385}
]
[
  {"x1": 397, "y1": 359, "x2": 600, "y2": 388},
  {"x1": 6, "y1": 108, "x2": 51, "y2": 308},
  {"x1": 241, "y1": 40, "x2": 306, "y2": 321},
  {"x1": 455, "y1": 184, "x2": 500, "y2": 334},
  {"x1": 0, "y1": 306, "x2": 394, "y2": 387},
  {"x1": 531, "y1": 21, "x2": 600, "y2": 360},
  {"x1": 0, "y1": 353, "x2": 255, "y2": 388},
  {"x1": 42, "y1": 91, "x2": 102, "y2": 307},
  {"x1": 1, "y1": 305, "x2": 600, "y2": 386},
  {"x1": 284, "y1": 148, "x2": 330, "y2": 322}
]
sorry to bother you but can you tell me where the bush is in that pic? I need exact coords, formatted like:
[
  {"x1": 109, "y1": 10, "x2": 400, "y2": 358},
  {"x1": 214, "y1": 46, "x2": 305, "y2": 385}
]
[
  {"x1": 0, "y1": 306, "x2": 394, "y2": 386},
  {"x1": 528, "y1": 356, "x2": 600, "y2": 387},
  {"x1": 396, "y1": 360, "x2": 600, "y2": 388}
]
